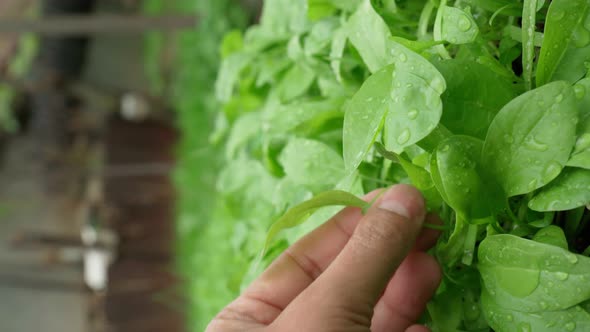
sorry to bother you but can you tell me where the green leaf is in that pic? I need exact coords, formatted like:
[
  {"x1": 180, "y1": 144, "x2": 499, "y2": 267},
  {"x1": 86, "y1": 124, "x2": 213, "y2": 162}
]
[
  {"x1": 330, "y1": 26, "x2": 348, "y2": 82},
  {"x1": 532, "y1": 225, "x2": 568, "y2": 250},
  {"x1": 536, "y1": 0, "x2": 590, "y2": 86},
  {"x1": 216, "y1": 53, "x2": 254, "y2": 102},
  {"x1": 277, "y1": 64, "x2": 317, "y2": 101},
  {"x1": 226, "y1": 112, "x2": 262, "y2": 158},
  {"x1": 383, "y1": 42, "x2": 446, "y2": 153},
  {"x1": 343, "y1": 65, "x2": 391, "y2": 171},
  {"x1": 568, "y1": 78, "x2": 590, "y2": 169},
  {"x1": 483, "y1": 81, "x2": 578, "y2": 197},
  {"x1": 468, "y1": 0, "x2": 523, "y2": 16},
  {"x1": 529, "y1": 168, "x2": 590, "y2": 212},
  {"x1": 440, "y1": 6, "x2": 479, "y2": 44},
  {"x1": 479, "y1": 234, "x2": 590, "y2": 312},
  {"x1": 344, "y1": 43, "x2": 445, "y2": 170},
  {"x1": 260, "y1": 0, "x2": 308, "y2": 35},
  {"x1": 263, "y1": 190, "x2": 368, "y2": 253},
  {"x1": 435, "y1": 59, "x2": 518, "y2": 139},
  {"x1": 279, "y1": 138, "x2": 346, "y2": 190},
  {"x1": 264, "y1": 98, "x2": 345, "y2": 134},
  {"x1": 347, "y1": 0, "x2": 392, "y2": 73},
  {"x1": 431, "y1": 136, "x2": 505, "y2": 219},
  {"x1": 304, "y1": 19, "x2": 339, "y2": 56},
  {"x1": 482, "y1": 290, "x2": 590, "y2": 332}
]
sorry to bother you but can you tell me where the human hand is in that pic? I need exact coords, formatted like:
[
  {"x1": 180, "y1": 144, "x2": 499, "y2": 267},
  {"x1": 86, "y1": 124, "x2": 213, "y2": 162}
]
[{"x1": 207, "y1": 184, "x2": 442, "y2": 332}]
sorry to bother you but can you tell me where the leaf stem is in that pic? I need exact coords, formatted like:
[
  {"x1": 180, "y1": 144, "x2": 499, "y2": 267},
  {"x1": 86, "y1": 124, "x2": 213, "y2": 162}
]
[
  {"x1": 522, "y1": 0, "x2": 538, "y2": 90},
  {"x1": 433, "y1": 0, "x2": 452, "y2": 59},
  {"x1": 418, "y1": 0, "x2": 436, "y2": 39}
]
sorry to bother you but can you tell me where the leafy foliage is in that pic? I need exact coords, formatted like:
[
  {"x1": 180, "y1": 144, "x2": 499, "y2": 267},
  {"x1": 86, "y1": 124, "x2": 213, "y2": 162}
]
[{"x1": 176, "y1": 0, "x2": 590, "y2": 330}]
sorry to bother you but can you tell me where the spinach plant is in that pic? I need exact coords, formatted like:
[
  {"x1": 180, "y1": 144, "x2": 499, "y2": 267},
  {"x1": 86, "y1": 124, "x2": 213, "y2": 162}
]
[{"x1": 213, "y1": 0, "x2": 590, "y2": 330}]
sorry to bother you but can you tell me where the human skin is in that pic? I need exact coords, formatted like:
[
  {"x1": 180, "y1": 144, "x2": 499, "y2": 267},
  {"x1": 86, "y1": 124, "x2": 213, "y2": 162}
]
[{"x1": 207, "y1": 184, "x2": 443, "y2": 332}]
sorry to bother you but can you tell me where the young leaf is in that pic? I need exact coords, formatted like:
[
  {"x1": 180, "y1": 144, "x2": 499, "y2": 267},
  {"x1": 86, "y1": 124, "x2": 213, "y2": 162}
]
[
  {"x1": 383, "y1": 41, "x2": 446, "y2": 153},
  {"x1": 532, "y1": 225, "x2": 568, "y2": 250},
  {"x1": 536, "y1": 0, "x2": 590, "y2": 86},
  {"x1": 264, "y1": 97, "x2": 345, "y2": 134},
  {"x1": 529, "y1": 168, "x2": 590, "y2": 212},
  {"x1": 330, "y1": 26, "x2": 348, "y2": 82},
  {"x1": 216, "y1": 53, "x2": 253, "y2": 102},
  {"x1": 343, "y1": 65, "x2": 391, "y2": 171},
  {"x1": 440, "y1": 6, "x2": 479, "y2": 44},
  {"x1": 482, "y1": 290, "x2": 590, "y2": 332},
  {"x1": 260, "y1": 0, "x2": 308, "y2": 35},
  {"x1": 435, "y1": 59, "x2": 517, "y2": 139},
  {"x1": 479, "y1": 234, "x2": 590, "y2": 312},
  {"x1": 279, "y1": 138, "x2": 346, "y2": 189},
  {"x1": 277, "y1": 64, "x2": 316, "y2": 101},
  {"x1": 263, "y1": 190, "x2": 368, "y2": 253},
  {"x1": 347, "y1": 0, "x2": 392, "y2": 73},
  {"x1": 483, "y1": 81, "x2": 578, "y2": 197},
  {"x1": 304, "y1": 18, "x2": 339, "y2": 56},
  {"x1": 430, "y1": 136, "x2": 505, "y2": 219}
]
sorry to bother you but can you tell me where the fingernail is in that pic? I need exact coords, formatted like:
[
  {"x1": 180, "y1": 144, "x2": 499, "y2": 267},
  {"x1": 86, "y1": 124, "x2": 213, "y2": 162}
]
[{"x1": 378, "y1": 184, "x2": 425, "y2": 221}]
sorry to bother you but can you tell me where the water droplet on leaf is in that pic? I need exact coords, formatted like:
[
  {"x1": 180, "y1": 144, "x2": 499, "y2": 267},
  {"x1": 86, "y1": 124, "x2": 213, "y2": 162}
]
[
  {"x1": 397, "y1": 129, "x2": 411, "y2": 145},
  {"x1": 408, "y1": 109, "x2": 418, "y2": 119},
  {"x1": 555, "y1": 272, "x2": 569, "y2": 280},
  {"x1": 555, "y1": 94, "x2": 564, "y2": 103},
  {"x1": 518, "y1": 322, "x2": 532, "y2": 332},
  {"x1": 543, "y1": 161, "x2": 562, "y2": 183},
  {"x1": 525, "y1": 136, "x2": 549, "y2": 152}
]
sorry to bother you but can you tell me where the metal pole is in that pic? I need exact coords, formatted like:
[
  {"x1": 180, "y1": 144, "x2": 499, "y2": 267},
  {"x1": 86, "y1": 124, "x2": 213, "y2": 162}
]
[{"x1": 0, "y1": 15, "x2": 198, "y2": 36}]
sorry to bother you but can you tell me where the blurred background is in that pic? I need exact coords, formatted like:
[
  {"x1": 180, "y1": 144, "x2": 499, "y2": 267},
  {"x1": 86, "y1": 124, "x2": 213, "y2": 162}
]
[{"x1": 0, "y1": 0, "x2": 259, "y2": 331}]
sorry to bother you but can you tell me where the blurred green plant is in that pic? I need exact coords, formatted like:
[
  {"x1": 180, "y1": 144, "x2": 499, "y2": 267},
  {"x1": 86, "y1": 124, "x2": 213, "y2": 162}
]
[{"x1": 142, "y1": 0, "x2": 248, "y2": 330}]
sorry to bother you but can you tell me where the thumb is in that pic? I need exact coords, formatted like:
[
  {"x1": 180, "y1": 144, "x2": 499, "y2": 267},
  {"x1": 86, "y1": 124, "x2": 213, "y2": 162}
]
[{"x1": 300, "y1": 185, "x2": 426, "y2": 312}]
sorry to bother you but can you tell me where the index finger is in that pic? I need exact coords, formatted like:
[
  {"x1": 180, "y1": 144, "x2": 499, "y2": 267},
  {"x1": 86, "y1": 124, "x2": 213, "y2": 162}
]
[{"x1": 225, "y1": 189, "x2": 383, "y2": 325}]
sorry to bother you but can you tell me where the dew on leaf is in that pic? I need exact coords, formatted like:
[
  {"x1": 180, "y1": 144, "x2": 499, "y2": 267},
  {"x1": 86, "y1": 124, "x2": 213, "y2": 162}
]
[
  {"x1": 543, "y1": 161, "x2": 562, "y2": 183},
  {"x1": 575, "y1": 84, "x2": 588, "y2": 99},
  {"x1": 397, "y1": 128, "x2": 411, "y2": 145}
]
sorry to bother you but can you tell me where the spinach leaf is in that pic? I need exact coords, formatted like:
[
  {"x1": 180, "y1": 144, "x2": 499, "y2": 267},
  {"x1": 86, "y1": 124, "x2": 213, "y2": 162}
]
[
  {"x1": 279, "y1": 138, "x2": 346, "y2": 190},
  {"x1": 343, "y1": 64, "x2": 391, "y2": 171},
  {"x1": 482, "y1": 290, "x2": 590, "y2": 332},
  {"x1": 568, "y1": 79, "x2": 590, "y2": 169},
  {"x1": 330, "y1": 25, "x2": 348, "y2": 83},
  {"x1": 483, "y1": 81, "x2": 578, "y2": 197},
  {"x1": 468, "y1": 0, "x2": 523, "y2": 16},
  {"x1": 277, "y1": 64, "x2": 316, "y2": 101},
  {"x1": 264, "y1": 98, "x2": 345, "y2": 135},
  {"x1": 260, "y1": 0, "x2": 308, "y2": 35},
  {"x1": 536, "y1": 0, "x2": 590, "y2": 86},
  {"x1": 263, "y1": 190, "x2": 368, "y2": 253},
  {"x1": 435, "y1": 59, "x2": 517, "y2": 139},
  {"x1": 347, "y1": 0, "x2": 392, "y2": 73},
  {"x1": 216, "y1": 53, "x2": 254, "y2": 102},
  {"x1": 440, "y1": 6, "x2": 479, "y2": 45},
  {"x1": 344, "y1": 42, "x2": 446, "y2": 170},
  {"x1": 532, "y1": 225, "x2": 569, "y2": 250},
  {"x1": 529, "y1": 168, "x2": 590, "y2": 212},
  {"x1": 479, "y1": 234, "x2": 590, "y2": 312},
  {"x1": 383, "y1": 42, "x2": 446, "y2": 153},
  {"x1": 431, "y1": 136, "x2": 505, "y2": 219}
]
